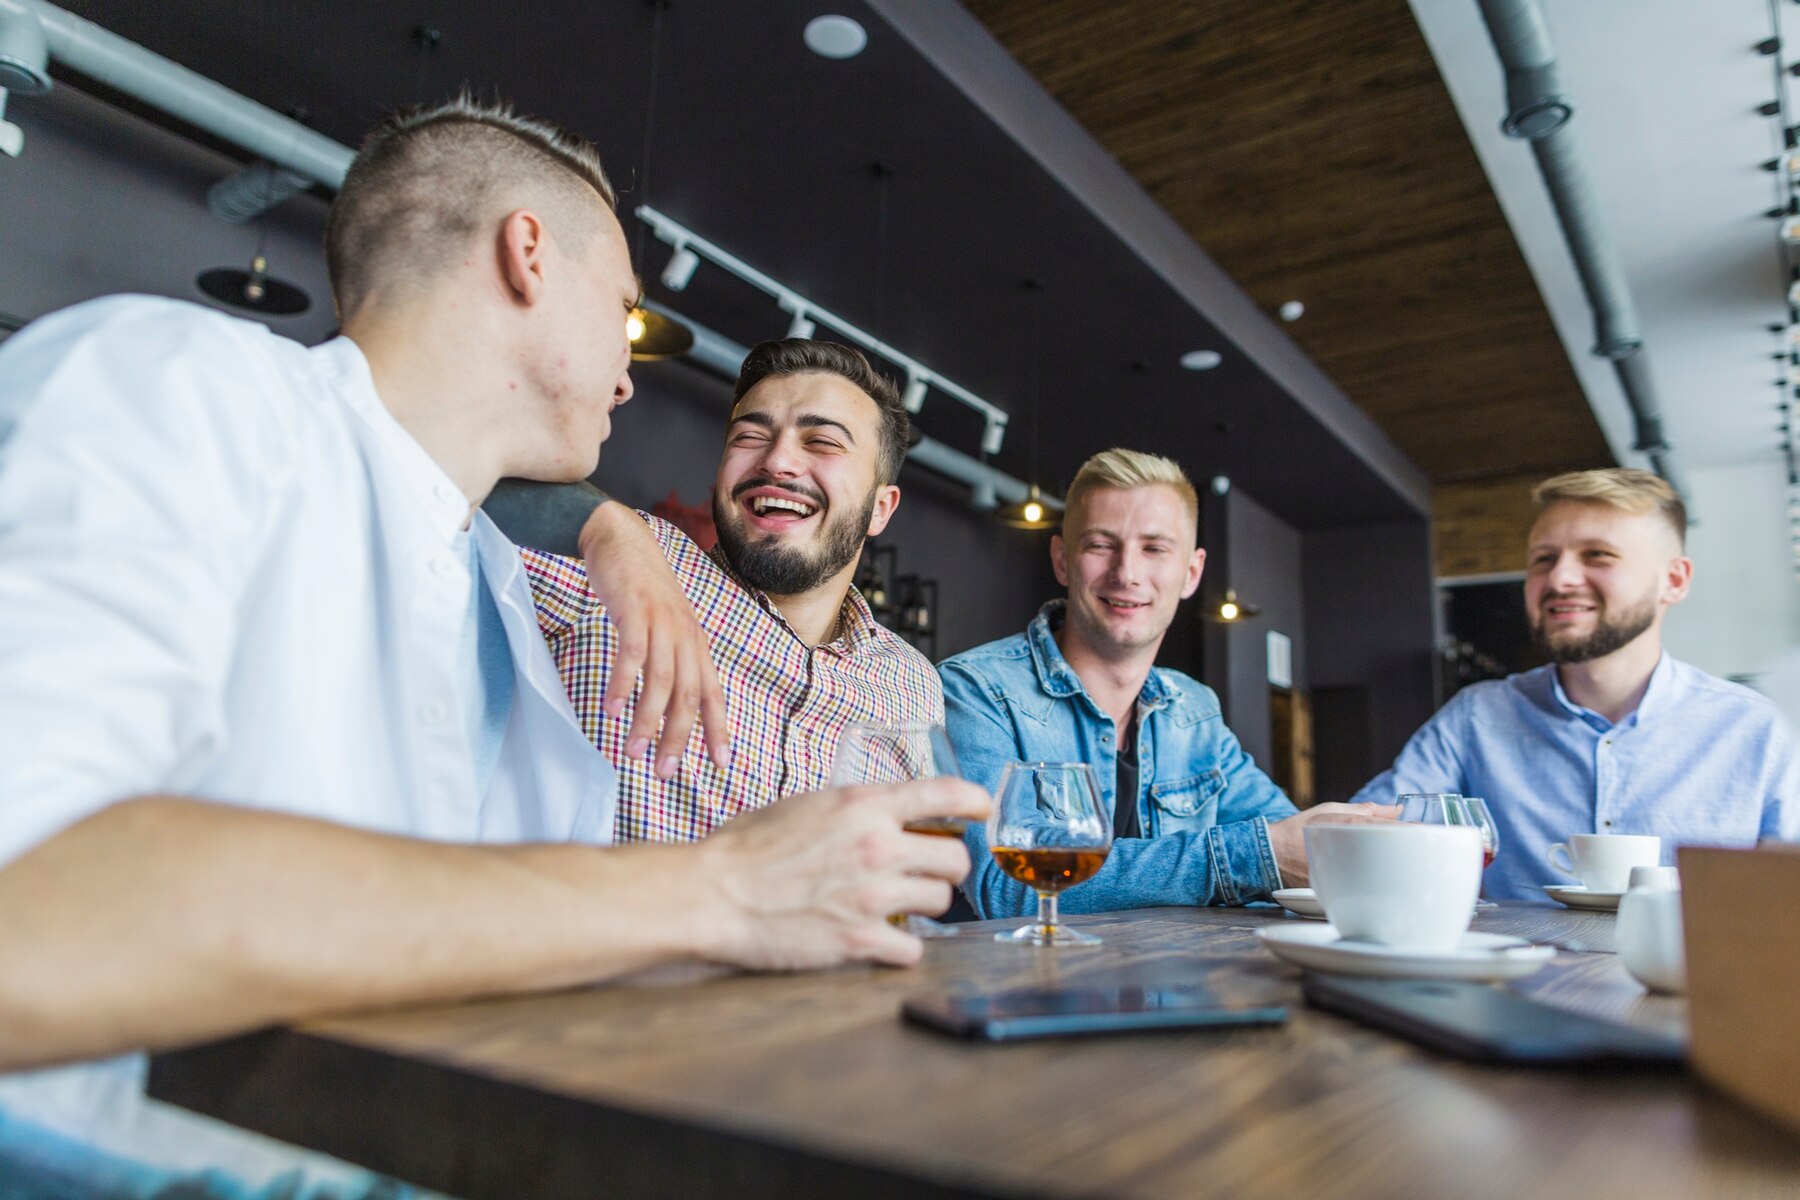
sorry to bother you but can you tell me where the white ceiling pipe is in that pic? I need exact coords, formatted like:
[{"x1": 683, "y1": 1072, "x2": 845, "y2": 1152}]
[
  {"x1": 3, "y1": 0, "x2": 352, "y2": 187},
  {"x1": 207, "y1": 160, "x2": 313, "y2": 224}
]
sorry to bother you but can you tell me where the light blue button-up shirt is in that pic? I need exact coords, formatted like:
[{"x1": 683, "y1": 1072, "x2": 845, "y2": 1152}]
[
  {"x1": 942, "y1": 601, "x2": 1295, "y2": 917},
  {"x1": 1351, "y1": 655, "x2": 1799, "y2": 900}
]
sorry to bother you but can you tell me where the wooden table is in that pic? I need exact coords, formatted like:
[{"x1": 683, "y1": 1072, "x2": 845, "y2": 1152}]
[{"x1": 149, "y1": 904, "x2": 1800, "y2": 1199}]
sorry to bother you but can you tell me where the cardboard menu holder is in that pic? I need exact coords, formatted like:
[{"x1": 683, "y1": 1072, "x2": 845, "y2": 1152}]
[{"x1": 1678, "y1": 843, "x2": 1800, "y2": 1134}]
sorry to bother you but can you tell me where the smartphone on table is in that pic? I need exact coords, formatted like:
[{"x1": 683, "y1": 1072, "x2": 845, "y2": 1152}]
[{"x1": 903, "y1": 960, "x2": 1287, "y2": 1042}]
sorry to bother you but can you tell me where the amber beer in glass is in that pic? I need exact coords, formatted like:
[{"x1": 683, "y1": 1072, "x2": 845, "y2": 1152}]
[{"x1": 989, "y1": 762, "x2": 1112, "y2": 946}]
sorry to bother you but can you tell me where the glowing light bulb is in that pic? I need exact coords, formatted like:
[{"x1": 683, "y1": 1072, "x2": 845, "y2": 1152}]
[
  {"x1": 1219, "y1": 601, "x2": 1240, "y2": 621},
  {"x1": 626, "y1": 309, "x2": 647, "y2": 343},
  {"x1": 1023, "y1": 500, "x2": 1044, "y2": 524}
]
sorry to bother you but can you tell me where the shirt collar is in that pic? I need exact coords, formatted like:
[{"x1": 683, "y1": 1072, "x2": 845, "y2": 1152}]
[
  {"x1": 313, "y1": 335, "x2": 473, "y2": 544},
  {"x1": 704, "y1": 545, "x2": 881, "y2": 654},
  {"x1": 1026, "y1": 600, "x2": 1178, "y2": 709},
  {"x1": 1546, "y1": 651, "x2": 1672, "y2": 732}
]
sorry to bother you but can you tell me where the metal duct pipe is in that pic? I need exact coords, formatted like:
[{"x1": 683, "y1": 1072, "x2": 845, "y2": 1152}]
[
  {"x1": 1477, "y1": 0, "x2": 1680, "y2": 495},
  {"x1": 2, "y1": 0, "x2": 351, "y2": 187},
  {"x1": 206, "y1": 160, "x2": 313, "y2": 224},
  {"x1": 645, "y1": 301, "x2": 1054, "y2": 509}
]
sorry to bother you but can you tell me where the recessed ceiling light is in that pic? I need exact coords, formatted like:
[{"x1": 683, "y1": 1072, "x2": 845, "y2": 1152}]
[
  {"x1": 804, "y1": 15, "x2": 867, "y2": 59},
  {"x1": 1279, "y1": 300, "x2": 1305, "y2": 322},
  {"x1": 1180, "y1": 349, "x2": 1223, "y2": 371}
]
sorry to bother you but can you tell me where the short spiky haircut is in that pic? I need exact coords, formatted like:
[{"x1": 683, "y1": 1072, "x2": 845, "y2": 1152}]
[
  {"x1": 1532, "y1": 468, "x2": 1686, "y2": 548},
  {"x1": 732, "y1": 340, "x2": 911, "y2": 485},
  {"x1": 325, "y1": 93, "x2": 616, "y2": 319},
  {"x1": 1063, "y1": 448, "x2": 1199, "y2": 534}
]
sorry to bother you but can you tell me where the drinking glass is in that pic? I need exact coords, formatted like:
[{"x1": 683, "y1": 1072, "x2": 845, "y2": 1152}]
[
  {"x1": 989, "y1": 762, "x2": 1112, "y2": 947},
  {"x1": 1397, "y1": 793, "x2": 1498, "y2": 907},
  {"x1": 1457, "y1": 797, "x2": 1499, "y2": 870},
  {"x1": 831, "y1": 721, "x2": 966, "y2": 938},
  {"x1": 1396, "y1": 792, "x2": 1463, "y2": 825}
]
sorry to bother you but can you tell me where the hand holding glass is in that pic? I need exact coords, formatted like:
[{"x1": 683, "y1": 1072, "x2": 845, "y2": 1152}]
[
  {"x1": 830, "y1": 722, "x2": 966, "y2": 937},
  {"x1": 989, "y1": 762, "x2": 1112, "y2": 947}
]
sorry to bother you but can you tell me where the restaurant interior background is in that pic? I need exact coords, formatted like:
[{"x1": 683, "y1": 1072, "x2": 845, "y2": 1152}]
[{"x1": 3, "y1": 0, "x2": 1796, "y2": 806}]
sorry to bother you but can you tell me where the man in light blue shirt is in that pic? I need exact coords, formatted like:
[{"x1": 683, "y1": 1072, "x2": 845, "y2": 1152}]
[
  {"x1": 1353, "y1": 468, "x2": 1798, "y2": 901},
  {"x1": 943, "y1": 449, "x2": 1394, "y2": 918}
]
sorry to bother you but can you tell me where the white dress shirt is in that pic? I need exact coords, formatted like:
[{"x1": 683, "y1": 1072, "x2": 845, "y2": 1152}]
[
  {"x1": 0, "y1": 295, "x2": 614, "y2": 863},
  {"x1": 0, "y1": 295, "x2": 617, "y2": 1185}
]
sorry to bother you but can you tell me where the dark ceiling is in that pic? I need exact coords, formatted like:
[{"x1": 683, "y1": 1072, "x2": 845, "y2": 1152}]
[{"x1": 54, "y1": 0, "x2": 1434, "y2": 530}]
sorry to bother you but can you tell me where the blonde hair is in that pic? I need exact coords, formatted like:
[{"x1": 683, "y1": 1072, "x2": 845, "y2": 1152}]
[
  {"x1": 1063, "y1": 448, "x2": 1199, "y2": 533},
  {"x1": 1532, "y1": 468, "x2": 1686, "y2": 547}
]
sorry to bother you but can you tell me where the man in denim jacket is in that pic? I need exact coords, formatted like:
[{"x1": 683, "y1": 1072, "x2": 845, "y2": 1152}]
[{"x1": 941, "y1": 449, "x2": 1395, "y2": 918}]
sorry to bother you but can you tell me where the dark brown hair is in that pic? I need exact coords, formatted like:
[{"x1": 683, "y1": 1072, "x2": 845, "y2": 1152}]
[
  {"x1": 732, "y1": 340, "x2": 911, "y2": 485},
  {"x1": 326, "y1": 93, "x2": 615, "y2": 319}
]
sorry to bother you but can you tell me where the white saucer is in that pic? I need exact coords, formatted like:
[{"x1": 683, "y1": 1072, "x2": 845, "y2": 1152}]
[
  {"x1": 1257, "y1": 923, "x2": 1555, "y2": 981},
  {"x1": 1543, "y1": 884, "x2": 1624, "y2": 912},
  {"x1": 1272, "y1": 888, "x2": 1328, "y2": 919}
]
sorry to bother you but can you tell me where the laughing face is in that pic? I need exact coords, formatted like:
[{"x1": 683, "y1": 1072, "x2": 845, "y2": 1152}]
[
  {"x1": 712, "y1": 371, "x2": 900, "y2": 598},
  {"x1": 1052, "y1": 484, "x2": 1205, "y2": 661},
  {"x1": 1523, "y1": 500, "x2": 1691, "y2": 664}
]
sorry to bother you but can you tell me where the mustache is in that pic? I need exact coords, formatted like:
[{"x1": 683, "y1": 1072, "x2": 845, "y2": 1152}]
[{"x1": 730, "y1": 476, "x2": 828, "y2": 511}]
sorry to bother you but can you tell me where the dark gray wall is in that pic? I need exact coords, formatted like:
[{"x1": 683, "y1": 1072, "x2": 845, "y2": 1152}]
[
  {"x1": 1191, "y1": 486, "x2": 1307, "y2": 772},
  {"x1": 1303, "y1": 520, "x2": 1441, "y2": 801},
  {"x1": 2, "y1": 86, "x2": 337, "y2": 343}
]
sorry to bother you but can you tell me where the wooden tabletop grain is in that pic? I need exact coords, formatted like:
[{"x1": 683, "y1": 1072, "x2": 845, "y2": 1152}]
[{"x1": 149, "y1": 904, "x2": 1800, "y2": 1200}]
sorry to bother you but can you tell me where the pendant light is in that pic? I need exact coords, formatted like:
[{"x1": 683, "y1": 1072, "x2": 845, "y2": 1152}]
[
  {"x1": 1201, "y1": 587, "x2": 1262, "y2": 623},
  {"x1": 628, "y1": 0, "x2": 695, "y2": 362},
  {"x1": 994, "y1": 278, "x2": 1057, "y2": 530}
]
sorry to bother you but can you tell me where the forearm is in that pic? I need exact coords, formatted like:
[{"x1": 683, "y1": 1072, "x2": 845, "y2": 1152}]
[
  {"x1": 0, "y1": 796, "x2": 716, "y2": 1070},
  {"x1": 482, "y1": 478, "x2": 611, "y2": 555}
]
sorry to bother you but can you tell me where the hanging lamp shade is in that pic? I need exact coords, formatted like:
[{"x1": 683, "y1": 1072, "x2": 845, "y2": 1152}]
[
  {"x1": 197, "y1": 256, "x2": 310, "y2": 316},
  {"x1": 628, "y1": 305, "x2": 695, "y2": 361},
  {"x1": 994, "y1": 483, "x2": 1057, "y2": 530}
]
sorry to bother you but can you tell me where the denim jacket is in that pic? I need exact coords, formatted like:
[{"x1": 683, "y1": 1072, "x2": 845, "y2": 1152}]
[{"x1": 940, "y1": 601, "x2": 1295, "y2": 918}]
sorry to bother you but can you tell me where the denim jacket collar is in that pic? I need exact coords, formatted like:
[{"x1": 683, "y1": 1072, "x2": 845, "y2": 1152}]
[{"x1": 1025, "y1": 600, "x2": 1179, "y2": 714}]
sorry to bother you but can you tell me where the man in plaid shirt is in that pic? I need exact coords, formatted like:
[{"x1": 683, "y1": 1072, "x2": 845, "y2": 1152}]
[{"x1": 516, "y1": 339, "x2": 943, "y2": 843}]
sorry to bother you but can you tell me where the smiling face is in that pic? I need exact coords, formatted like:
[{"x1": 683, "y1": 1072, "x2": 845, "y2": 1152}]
[
  {"x1": 711, "y1": 371, "x2": 900, "y2": 598},
  {"x1": 1052, "y1": 484, "x2": 1205, "y2": 661},
  {"x1": 1523, "y1": 500, "x2": 1691, "y2": 664}
]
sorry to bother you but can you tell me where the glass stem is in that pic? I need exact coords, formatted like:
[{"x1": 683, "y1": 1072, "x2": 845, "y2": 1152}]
[{"x1": 1037, "y1": 890, "x2": 1058, "y2": 938}]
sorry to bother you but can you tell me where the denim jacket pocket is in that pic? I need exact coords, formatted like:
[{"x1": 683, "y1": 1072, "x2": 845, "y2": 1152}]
[{"x1": 1149, "y1": 770, "x2": 1225, "y2": 826}]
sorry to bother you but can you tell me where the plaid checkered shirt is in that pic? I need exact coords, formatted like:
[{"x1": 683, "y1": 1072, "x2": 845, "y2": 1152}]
[{"x1": 522, "y1": 514, "x2": 944, "y2": 843}]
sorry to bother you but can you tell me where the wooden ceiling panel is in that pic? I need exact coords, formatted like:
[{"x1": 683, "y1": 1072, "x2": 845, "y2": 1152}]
[{"x1": 966, "y1": 0, "x2": 1616, "y2": 558}]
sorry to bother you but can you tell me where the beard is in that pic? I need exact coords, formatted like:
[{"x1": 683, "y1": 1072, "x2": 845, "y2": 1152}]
[
  {"x1": 713, "y1": 478, "x2": 877, "y2": 597},
  {"x1": 1529, "y1": 590, "x2": 1657, "y2": 664}
]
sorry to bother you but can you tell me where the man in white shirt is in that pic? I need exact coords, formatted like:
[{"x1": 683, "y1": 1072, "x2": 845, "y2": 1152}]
[{"x1": 0, "y1": 96, "x2": 984, "y2": 1193}]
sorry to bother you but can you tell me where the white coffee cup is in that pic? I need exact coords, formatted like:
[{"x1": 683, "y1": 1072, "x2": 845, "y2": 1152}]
[
  {"x1": 1545, "y1": 833, "x2": 1661, "y2": 893},
  {"x1": 1617, "y1": 881, "x2": 1685, "y2": 994},
  {"x1": 1305, "y1": 824, "x2": 1483, "y2": 953}
]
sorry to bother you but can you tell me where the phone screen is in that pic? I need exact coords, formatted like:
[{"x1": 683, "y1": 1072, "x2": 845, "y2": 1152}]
[{"x1": 902, "y1": 962, "x2": 1287, "y2": 1041}]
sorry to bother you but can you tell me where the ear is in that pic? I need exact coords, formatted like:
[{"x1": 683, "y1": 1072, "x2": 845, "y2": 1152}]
[
  {"x1": 1050, "y1": 533, "x2": 1069, "y2": 587},
  {"x1": 1181, "y1": 547, "x2": 1207, "y2": 600},
  {"x1": 498, "y1": 209, "x2": 550, "y2": 306},
  {"x1": 1661, "y1": 554, "x2": 1693, "y2": 607},
  {"x1": 864, "y1": 484, "x2": 903, "y2": 537}
]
